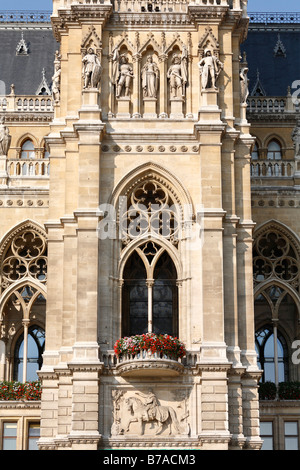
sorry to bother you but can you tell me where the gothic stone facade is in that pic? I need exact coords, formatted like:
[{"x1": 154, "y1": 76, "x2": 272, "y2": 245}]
[{"x1": 3, "y1": 0, "x2": 299, "y2": 451}]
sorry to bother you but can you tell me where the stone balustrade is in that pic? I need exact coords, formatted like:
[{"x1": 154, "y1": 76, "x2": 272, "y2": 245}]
[
  {"x1": 247, "y1": 96, "x2": 286, "y2": 114},
  {"x1": 251, "y1": 160, "x2": 295, "y2": 178},
  {"x1": 52, "y1": 0, "x2": 245, "y2": 14},
  {"x1": 7, "y1": 159, "x2": 50, "y2": 178},
  {"x1": 0, "y1": 95, "x2": 53, "y2": 113},
  {"x1": 101, "y1": 349, "x2": 201, "y2": 376}
]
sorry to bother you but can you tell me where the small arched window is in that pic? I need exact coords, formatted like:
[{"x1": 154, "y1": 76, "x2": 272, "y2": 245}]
[
  {"x1": 267, "y1": 140, "x2": 282, "y2": 160},
  {"x1": 21, "y1": 140, "x2": 35, "y2": 160}
]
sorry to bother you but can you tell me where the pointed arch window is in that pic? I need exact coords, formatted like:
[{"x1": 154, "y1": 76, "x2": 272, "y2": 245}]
[
  {"x1": 21, "y1": 140, "x2": 35, "y2": 160},
  {"x1": 13, "y1": 325, "x2": 45, "y2": 382},
  {"x1": 255, "y1": 326, "x2": 288, "y2": 383},
  {"x1": 267, "y1": 140, "x2": 282, "y2": 161},
  {"x1": 0, "y1": 223, "x2": 47, "y2": 382},
  {"x1": 122, "y1": 243, "x2": 178, "y2": 337}
]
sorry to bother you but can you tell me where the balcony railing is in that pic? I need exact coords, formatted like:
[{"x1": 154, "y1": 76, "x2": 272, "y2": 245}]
[
  {"x1": 101, "y1": 349, "x2": 201, "y2": 377},
  {"x1": 7, "y1": 159, "x2": 50, "y2": 179},
  {"x1": 51, "y1": 0, "x2": 245, "y2": 14},
  {"x1": 247, "y1": 97, "x2": 286, "y2": 114},
  {"x1": 251, "y1": 160, "x2": 295, "y2": 178},
  {"x1": 248, "y1": 11, "x2": 300, "y2": 25},
  {"x1": 0, "y1": 8, "x2": 299, "y2": 24},
  {"x1": 0, "y1": 96, "x2": 53, "y2": 113},
  {"x1": 0, "y1": 11, "x2": 51, "y2": 23}
]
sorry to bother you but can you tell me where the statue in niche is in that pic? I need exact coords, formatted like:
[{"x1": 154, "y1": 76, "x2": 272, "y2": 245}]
[
  {"x1": 240, "y1": 65, "x2": 249, "y2": 105},
  {"x1": 82, "y1": 47, "x2": 102, "y2": 89},
  {"x1": 0, "y1": 117, "x2": 11, "y2": 156},
  {"x1": 198, "y1": 48, "x2": 224, "y2": 91},
  {"x1": 292, "y1": 121, "x2": 300, "y2": 157},
  {"x1": 112, "y1": 50, "x2": 134, "y2": 98},
  {"x1": 52, "y1": 51, "x2": 61, "y2": 103},
  {"x1": 141, "y1": 55, "x2": 160, "y2": 99},
  {"x1": 167, "y1": 50, "x2": 188, "y2": 99}
]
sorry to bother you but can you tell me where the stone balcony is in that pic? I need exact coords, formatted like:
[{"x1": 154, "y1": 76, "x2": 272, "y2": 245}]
[
  {"x1": 251, "y1": 160, "x2": 295, "y2": 178},
  {"x1": 101, "y1": 350, "x2": 200, "y2": 377},
  {"x1": 0, "y1": 95, "x2": 53, "y2": 113}
]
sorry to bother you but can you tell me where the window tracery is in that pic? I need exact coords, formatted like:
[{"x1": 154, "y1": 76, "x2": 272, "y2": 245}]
[
  {"x1": 253, "y1": 228, "x2": 299, "y2": 291},
  {"x1": 0, "y1": 228, "x2": 47, "y2": 293},
  {"x1": 0, "y1": 223, "x2": 47, "y2": 382},
  {"x1": 120, "y1": 179, "x2": 181, "y2": 248}
]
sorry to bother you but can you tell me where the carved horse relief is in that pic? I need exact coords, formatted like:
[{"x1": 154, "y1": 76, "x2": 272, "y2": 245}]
[{"x1": 112, "y1": 390, "x2": 190, "y2": 437}]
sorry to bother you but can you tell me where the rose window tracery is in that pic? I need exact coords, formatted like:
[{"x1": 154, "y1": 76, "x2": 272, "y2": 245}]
[
  {"x1": 253, "y1": 229, "x2": 299, "y2": 290},
  {"x1": 0, "y1": 228, "x2": 47, "y2": 292},
  {"x1": 120, "y1": 180, "x2": 181, "y2": 247}
]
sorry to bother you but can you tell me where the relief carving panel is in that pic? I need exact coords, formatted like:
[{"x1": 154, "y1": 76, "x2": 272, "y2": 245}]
[{"x1": 111, "y1": 388, "x2": 190, "y2": 438}]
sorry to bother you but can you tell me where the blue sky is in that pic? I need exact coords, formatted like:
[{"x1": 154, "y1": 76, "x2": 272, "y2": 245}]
[{"x1": 0, "y1": 0, "x2": 299, "y2": 11}]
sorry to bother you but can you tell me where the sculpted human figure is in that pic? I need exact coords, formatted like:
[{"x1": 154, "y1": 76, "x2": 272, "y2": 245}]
[
  {"x1": 141, "y1": 55, "x2": 159, "y2": 99},
  {"x1": 112, "y1": 51, "x2": 134, "y2": 98},
  {"x1": 52, "y1": 52, "x2": 61, "y2": 103},
  {"x1": 240, "y1": 66, "x2": 249, "y2": 104},
  {"x1": 0, "y1": 117, "x2": 11, "y2": 156},
  {"x1": 82, "y1": 47, "x2": 102, "y2": 89},
  {"x1": 167, "y1": 52, "x2": 188, "y2": 99},
  {"x1": 292, "y1": 121, "x2": 300, "y2": 157},
  {"x1": 198, "y1": 49, "x2": 224, "y2": 90}
]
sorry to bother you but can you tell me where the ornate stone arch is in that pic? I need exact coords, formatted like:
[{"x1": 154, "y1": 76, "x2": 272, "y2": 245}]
[
  {"x1": 16, "y1": 133, "x2": 39, "y2": 150},
  {"x1": 253, "y1": 220, "x2": 300, "y2": 321},
  {"x1": 0, "y1": 220, "x2": 47, "y2": 297},
  {"x1": 109, "y1": 162, "x2": 194, "y2": 251},
  {"x1": 263, "y1": 133, "x2": 286, "y2": 150},
  {"x1": 118, "y1": 236, "x2": 182, "y2": 282},
  {"x1": 0, "y1": 278, "x2": 47, "y2": 321},
  {"x1": 109, "y1": 161, "x2": 194, "y2": 213},
  {"x1": 253, "y1": 219, "x2": 300, "y2": 258},
  {"x1": 254, "y1": 279, "x2": 300, "y2": 321}
]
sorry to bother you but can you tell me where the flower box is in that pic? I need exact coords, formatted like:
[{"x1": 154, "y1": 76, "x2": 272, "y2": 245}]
[
  {"x1": 113, "y1": 334, "x2": 186, "y2": 377},
  {"x1": 0, "y1": 381, "x2": 41, "y2": 401}
]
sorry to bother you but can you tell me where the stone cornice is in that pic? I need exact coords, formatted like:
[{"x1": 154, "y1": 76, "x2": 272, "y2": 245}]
[
  {"x1": 0, "y1": 400, "x2": 41, "y2": 409},
  {"x1": 52, "y1": 4, "x2": 112, "y2": 41},
  {"x1": 0, "y1": 112, "x2": 53, "y2": 123}
]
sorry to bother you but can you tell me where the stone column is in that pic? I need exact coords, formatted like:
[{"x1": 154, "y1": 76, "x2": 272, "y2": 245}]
[{"x1": 132, "y1": 53, "x2": 141, "y2": 118}]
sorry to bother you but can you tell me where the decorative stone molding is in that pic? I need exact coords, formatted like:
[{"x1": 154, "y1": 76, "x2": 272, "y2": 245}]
[{"x1": 114, "y1": 351, "x2": 185, "y2": 377}]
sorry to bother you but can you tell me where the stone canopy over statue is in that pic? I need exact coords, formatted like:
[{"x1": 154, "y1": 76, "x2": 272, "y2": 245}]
[
  {"x1": 82, "y1": 47, "x2": 102, "y2": 89},
  {"x1": 198, "y1": 48, "x2": 223, "y2": 91},
  {"x1": 0, "y1": 117, "x2": 11, "y2": 156}
]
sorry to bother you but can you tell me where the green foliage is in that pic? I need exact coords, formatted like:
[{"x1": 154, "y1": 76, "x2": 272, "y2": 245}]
[
  {"x1": 258, "y1": 381, "x2": 277, "y2": 400},
  {"x1": 259, "y1": 381, "x2": 300, "y2": 400}
]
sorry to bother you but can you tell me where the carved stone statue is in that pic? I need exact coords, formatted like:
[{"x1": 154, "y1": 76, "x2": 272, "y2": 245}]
[
  {"x1": 0, "y1": 117, "x2": 11, "y2": 156},
  {"x1": 292, "y1": 121, "x2": 300, "y2": 157},
  {"x1": 82, "y1": 47, "x2": 102, "y2": 89},
  {"x1": 198, "y1": 49, "x2": 224, "y2": 90},
  {"x1": 112, "y1": 50, "x2": 134, "y2": 98},
  {"x1": 167, "y1": 50, "x2": 188, "y2": 99},
  {"x1": 52, "y1": 51, "x2": 61, "y2": 103},
  {"x1": 240, "y1": 66, "x2": 249, "y2": 104},
  {"x1": 141, "y1": 55, "x2": 159, "y2": 99}
]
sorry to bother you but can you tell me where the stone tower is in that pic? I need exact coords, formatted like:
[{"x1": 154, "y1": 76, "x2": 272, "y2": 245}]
[{"x1": 38, "y1": 0, "x2": 262, "y2": 450}]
